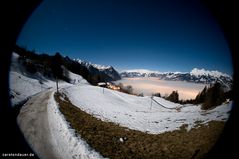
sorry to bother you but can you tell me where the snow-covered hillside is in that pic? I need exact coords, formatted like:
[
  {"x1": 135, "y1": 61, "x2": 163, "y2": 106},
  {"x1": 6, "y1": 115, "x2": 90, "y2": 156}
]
[
  {"x1": 13, "y1": 50, "x2": 232, "y2": 158},
  {"x1": 17, "y1": 89, "x2": 104, "y2": 159},
  {"x1": 10, "y1": 53, "x2": 52, "y2": 106},
  {"x1": 62, "y1": 84, "x2": 232, "y2": 134},
  {"x1": 13, "y1": 51, "x2": 101, "y2": 158},
  {"x1": 9, "y1": 71, "x2": 53, "y2": 106},
  {"x1": 47, "y1": 91, "x2": 104, "y2": 159},
  {"x1": 64, "y1": 68, "x2": 89, "y2": 85},
  {"x1": 9, "y1": 53, "x2": 88, "y2": 106}
]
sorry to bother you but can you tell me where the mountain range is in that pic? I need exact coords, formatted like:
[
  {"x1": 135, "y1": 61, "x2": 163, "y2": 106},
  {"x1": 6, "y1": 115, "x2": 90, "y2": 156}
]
[
  {"x1": 13, "y1": 45, "x2": 232, "y2": 90},
  {"x1": 120, "y1": 68, "x2": 232, "y2": 90},
  {"x1": 74, "y1": 59, "x2": 121, "y2": 82}
]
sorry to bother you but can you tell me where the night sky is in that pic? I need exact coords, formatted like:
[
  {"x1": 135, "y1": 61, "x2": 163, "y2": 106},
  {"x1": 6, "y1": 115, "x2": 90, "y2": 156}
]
[{"x1": 17, "y1": 0, "x2": 233, "y2": 75}]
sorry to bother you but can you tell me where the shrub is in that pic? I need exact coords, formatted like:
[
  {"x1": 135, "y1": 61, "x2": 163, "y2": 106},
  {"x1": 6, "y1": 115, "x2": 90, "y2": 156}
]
[
  {"x1": 152, "y1": 92, "x2": 161, "y2": 97},
  {"x1": 138, "y1": 93, "x2": 144, "y2": 97},
  {"x1": 125, "y1": 85, "x2": 133, "y2": 94},
  {"x1": 116, "y1": 83, "x2": 134, "y2": 95}
]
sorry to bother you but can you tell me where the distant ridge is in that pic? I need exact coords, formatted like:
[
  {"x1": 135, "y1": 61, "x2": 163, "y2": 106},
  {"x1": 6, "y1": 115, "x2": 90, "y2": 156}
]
[{"x1": 120, "y1": 68, "x2": 232, "y2": 90}]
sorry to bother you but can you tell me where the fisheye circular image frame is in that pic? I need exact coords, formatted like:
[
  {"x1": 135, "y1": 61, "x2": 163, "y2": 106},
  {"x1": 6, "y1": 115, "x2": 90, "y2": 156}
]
[{"x1": 1, "y1": 0, "x2": 239, "y2": 159}]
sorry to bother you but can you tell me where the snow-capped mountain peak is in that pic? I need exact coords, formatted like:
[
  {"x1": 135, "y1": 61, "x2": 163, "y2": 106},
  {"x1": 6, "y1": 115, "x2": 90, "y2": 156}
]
[
  {"x1": 190, "y1": 68, "x2": 231, "y2": 78},
  {"x1": 120, "y1": 68, "x2": 232, "y2": 89},
  {"x1": 74, "y1": 58, "x2": 121, "y2": 81},
  {"x1": 74, "y1": 59, "x2": 112, "y2": 70}
]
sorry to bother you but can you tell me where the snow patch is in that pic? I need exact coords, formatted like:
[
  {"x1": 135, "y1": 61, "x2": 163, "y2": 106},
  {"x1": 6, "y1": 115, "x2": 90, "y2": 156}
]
[
  {"x1": 9, "y1": 71, "x2": 54, "y2": 106},
  {"x1": 48, "y1": 91, "x2": 104, "y2": 159},
  {"x1": 67, "y1": 70, "x2": 89, "y2": 85}
]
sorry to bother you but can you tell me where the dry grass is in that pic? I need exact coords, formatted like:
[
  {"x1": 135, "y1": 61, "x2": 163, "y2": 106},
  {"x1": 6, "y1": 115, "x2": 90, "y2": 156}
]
[{"x1": 55, "y1": 93, "x2": 225, "y2": 159}]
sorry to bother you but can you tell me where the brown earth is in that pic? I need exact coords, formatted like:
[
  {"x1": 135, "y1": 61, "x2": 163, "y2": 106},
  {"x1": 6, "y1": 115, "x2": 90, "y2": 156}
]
[{"x1": 55, "y1": 92, "x2": 225, "y2": 159}]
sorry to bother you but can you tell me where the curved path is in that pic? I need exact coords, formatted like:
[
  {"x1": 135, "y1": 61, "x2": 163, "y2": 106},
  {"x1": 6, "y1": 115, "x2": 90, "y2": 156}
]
[{"x1": 17, "y1": 90, "x2": 58, "y2": 159}]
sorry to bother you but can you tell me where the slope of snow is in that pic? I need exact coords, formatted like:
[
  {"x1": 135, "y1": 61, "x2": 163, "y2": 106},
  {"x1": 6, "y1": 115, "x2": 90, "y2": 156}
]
[
  {"x1": 12, "y1": 52, "x2": 103, "y2": 158},
  {"x1": 62, "y1": 85, "x2": 232, "y2": 134},
  {"x1": 9, "y1": 70, "x2": 89, "y2": 107},
  {"x1": 9, "y1": 71, "x2": 54, "y2": 106},
  {"x1": 48, "y1": 91, "x2": 104, "y2": 159},
  {"x1": 10, "y1": 53, "x2": 52, "y2": 106},
  {"x1": 190, "y1": 68, "x2": 231, "y2": 78},
  {"x1": 18, "y1": 89, "x2": 104, "y2": 159},
  {"x1": 67, "y1": 70, "x2": 89, "y2": 85},
  {"x1": 9, "y1": 52, "x2": 88, "y2": 106},
  {"x1": 17, "y1": 90, "x2": 59, "y2": 159}
]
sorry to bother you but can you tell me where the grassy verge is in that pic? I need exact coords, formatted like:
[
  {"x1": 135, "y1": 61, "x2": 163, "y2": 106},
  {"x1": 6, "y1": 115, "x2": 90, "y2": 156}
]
[{"x1": 54, "y1": 93, "x2": 225, "y2": 159}]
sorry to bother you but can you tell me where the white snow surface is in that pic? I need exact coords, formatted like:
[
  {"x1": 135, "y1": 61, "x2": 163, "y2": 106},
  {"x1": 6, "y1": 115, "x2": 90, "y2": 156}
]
[
  {"x1": 48, "y1": 91, "x2": 104, "y2": 159},
  {"x1": 190, "y1": 68, "x2": 231, "y2": 78},
  {"x1": 9, "y1": 52, "x2": 56, "y2": 106},
  {"x1": 62, "y1": 84, "x2": 232, "y2": 134},
  {"x1": 9, "y1": 52, "x2": 88, "y2": 106},
  {"x1": 9, "y1": 71, "x2": 54, "y2": 106},
  {"x1": 17, "y1": 89, "x2": 104, "y2": 159},
  {"x1": 67, "y1": 70, "x2": 89, "y2": 85},
  {"x1": 13, "y1": 51, "x2": 232, "y2": 158},
  {"x1": 17, "y1": 90, "x2": 59, "y2": 159},
  {"x1": 12, "y1": 52, "x2": 104, "y2": 158}
]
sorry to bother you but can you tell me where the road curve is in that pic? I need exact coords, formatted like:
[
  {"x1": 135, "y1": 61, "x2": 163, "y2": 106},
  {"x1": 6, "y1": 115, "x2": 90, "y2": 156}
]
[{"x1": 17, "y1": 90, "x2": 58, "y2": 159}]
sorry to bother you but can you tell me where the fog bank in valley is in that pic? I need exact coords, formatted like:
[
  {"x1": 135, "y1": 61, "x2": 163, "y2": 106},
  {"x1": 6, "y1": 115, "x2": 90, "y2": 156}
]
[{"x1": 115, "y1": 77, "x2": 207, "y2": 100}]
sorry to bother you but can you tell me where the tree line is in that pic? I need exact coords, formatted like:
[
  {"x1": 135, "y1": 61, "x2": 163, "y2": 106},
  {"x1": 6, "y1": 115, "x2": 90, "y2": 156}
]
[
  {"x1": 13, "y1": 45, "x2": 118, "y2": 85},
  {"x1": 153, "y1": 82, "x2": 232, "y2": 110},
  {"x1": 116, "y1": 81, "x2": 232, "y2": 110}
]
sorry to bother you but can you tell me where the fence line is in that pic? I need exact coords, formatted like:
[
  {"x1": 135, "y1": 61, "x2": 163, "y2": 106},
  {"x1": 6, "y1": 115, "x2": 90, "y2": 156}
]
[{"x1": 151, "y1": 97, "x2": 181, "y2": 111}]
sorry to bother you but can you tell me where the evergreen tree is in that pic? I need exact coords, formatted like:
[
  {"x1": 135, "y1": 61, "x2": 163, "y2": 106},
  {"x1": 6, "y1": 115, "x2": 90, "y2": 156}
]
[
  {"x1": 166, "y1": 91, "x2": 179, "y2": 103},
  {"x1": 195, "y1": 86, "x2": 207, "y2": 104},
  {"x1": 201, "y1": 82, "x2": 226, "y2": 110}
]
